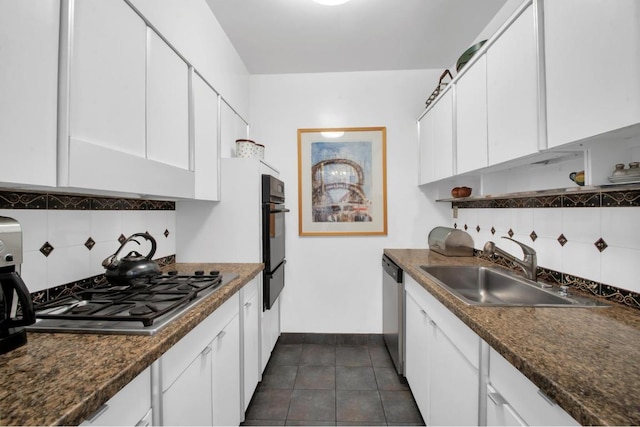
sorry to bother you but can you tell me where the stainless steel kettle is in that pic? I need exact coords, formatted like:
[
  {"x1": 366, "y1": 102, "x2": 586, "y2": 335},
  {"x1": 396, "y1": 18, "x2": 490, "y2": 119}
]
[{"x1": 102, "y1": 232, "x2": 161, "y2": 286}]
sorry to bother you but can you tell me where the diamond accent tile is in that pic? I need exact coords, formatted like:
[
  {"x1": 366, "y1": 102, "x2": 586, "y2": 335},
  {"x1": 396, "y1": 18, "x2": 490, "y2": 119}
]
[
  {"x1": 476, "y1": 225, "x2": 481, "y2": 232},
  {"x1": 39, "y1": 241, "x2": 54, "y2": 257},
  {"x1": 491, "y1": 227, "x2": 496, "y2": 235},
  {"x1": 84, "y1": 237, "x2": 95, "y2": 250},
  {"x1": 530, "y1": 231, "x2": 537, "y2": 242},
  {"x1": 508, "y1": 228, "x2": 514, "y2": 238},
  {"x1": 164, "y1": 229, "x2": 170, "y2": 238},
  {"x1": 118, "y1": 234, "x2": 127, "y2": 244},
  {"x1": 594, "y1": 237, "x2": 608, "y2": 252},
  {"x1": 557, "y1": 234, "x2": 568, "y2": 247}
]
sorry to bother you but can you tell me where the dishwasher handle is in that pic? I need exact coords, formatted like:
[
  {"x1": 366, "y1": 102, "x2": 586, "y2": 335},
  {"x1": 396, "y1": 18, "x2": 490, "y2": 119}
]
[{"x1": 382, "y1": 255, "x2": 403, "y2": 283}]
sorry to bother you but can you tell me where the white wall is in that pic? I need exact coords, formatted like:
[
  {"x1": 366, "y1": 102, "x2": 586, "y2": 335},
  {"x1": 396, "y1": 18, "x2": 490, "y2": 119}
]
[{"x1": 249, "y1": 70, "x2": 450, "y2": 333}]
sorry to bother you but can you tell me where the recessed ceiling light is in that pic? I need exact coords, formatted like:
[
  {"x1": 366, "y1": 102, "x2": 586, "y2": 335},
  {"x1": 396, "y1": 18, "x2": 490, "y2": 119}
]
[{"x1": 312, "y1": 0, "x2": 351, "y2": 5}]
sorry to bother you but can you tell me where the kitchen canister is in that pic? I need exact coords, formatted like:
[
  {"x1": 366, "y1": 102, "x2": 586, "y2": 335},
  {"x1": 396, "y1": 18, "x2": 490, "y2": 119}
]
[
  {"x1": 235, "y1": 139, "x2": 255, "y2": 158},
  {"x1": 255, "y1": 143, "x2": 265, "y2": 159}
]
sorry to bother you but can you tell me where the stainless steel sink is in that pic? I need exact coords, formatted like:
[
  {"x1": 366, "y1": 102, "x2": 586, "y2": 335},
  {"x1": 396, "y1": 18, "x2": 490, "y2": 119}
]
[{"x1": 419, "y1": 265, "x2": 609, "y2": 307}]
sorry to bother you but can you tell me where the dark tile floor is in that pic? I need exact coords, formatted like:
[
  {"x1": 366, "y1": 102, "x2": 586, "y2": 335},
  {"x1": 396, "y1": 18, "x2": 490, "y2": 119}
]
[{"x1": 242, "y1": 333, "x2": 425, "y2": 426}]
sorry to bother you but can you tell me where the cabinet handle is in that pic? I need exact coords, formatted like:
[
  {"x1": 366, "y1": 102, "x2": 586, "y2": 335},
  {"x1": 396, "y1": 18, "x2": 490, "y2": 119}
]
[
  {"x1": 244, "y1": 301, "x2": 252, "y2": 308},
  {"x1": 135, "y1": 416, "x2": 151, "y2": 427},
  {"x1": 488, "y1": 385, "x2": 528, "y2": 426},
  {"x1": 216, "y1": 330, "x2": 227, "y2": 339},
  {"x1": 537, "y1": 389, "x2": 557, "y2": 406},
  {"x1": 86, "y1": 404, "x2": 109, "y2": 423},
  {"x1": 488, "y1": 391, "x2": 508, "y2": 406},
  {"x1": 420, "y1": 309, "x2": 427, "y2": 316},
  {"x1": 428, "y1": 319, "x2": 436, "y2": 326},
  {"x1": 201, "y1": 346, "x2": 212, "y2": 355}
]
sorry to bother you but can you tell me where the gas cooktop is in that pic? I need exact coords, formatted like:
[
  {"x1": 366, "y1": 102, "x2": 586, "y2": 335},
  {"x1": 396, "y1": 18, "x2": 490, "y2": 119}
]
[{"x1": 27, "y1": 271, "x2": 238, "y2": 335}]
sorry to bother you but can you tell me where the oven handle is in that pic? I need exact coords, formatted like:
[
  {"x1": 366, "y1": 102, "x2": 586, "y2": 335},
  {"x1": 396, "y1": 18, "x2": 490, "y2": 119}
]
[
  {"x1": 266, "y1": 260, "x2": 286, "y2": 278},
  {"x1": 270, "y1": 208, "x2": 290, "y2": 214}
]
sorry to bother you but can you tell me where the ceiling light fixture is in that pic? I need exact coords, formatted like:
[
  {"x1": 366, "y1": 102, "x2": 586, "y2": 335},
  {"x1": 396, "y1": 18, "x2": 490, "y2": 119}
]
[{"x1": 312, "y1": 0, "x2": 351, "y2": 6}]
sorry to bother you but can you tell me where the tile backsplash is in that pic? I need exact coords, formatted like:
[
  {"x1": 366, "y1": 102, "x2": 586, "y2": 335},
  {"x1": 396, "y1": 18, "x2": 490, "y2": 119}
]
[
  {"x1": 451, "y1": 186, "x2": 640, "y2": 309},
  {"x1": 0, "y1": 189, "x2": 175, "y2": 294}
]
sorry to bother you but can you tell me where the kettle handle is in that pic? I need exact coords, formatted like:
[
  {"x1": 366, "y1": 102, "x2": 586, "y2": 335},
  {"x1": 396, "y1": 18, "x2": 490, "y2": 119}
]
[
  {"x1": 102, "y1": 232, "x2": 158, "y2": 269},
  {"x1": 0, "y1": 271, "x2": 36, "y2": 328},
  {"x1": 120, "y1": 232, "x2": 157, "y2": 260}
]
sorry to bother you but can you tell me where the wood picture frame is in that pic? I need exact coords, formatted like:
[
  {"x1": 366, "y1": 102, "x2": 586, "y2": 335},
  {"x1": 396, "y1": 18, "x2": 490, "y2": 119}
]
[{"x1": 297, "y1": 127, "x2": 388, "y2": 236}]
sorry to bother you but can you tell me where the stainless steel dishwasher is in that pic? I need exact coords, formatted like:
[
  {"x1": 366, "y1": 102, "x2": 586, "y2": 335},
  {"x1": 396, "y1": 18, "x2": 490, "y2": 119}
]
[{"x1": 382, "y1": 254, "x2": 404, "y2": 376}]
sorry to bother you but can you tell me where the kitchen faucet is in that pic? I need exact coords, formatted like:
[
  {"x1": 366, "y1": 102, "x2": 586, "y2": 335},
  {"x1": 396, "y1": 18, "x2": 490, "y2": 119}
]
[{"x1": 483, "y1": 237, "x2": 538, "y2": 282}]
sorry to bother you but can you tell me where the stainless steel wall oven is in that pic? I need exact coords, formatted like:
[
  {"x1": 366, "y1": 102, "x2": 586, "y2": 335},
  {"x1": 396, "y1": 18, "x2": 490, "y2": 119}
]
[{"x1": 262, "y1": 175, "x2": 288, "y2": 311}]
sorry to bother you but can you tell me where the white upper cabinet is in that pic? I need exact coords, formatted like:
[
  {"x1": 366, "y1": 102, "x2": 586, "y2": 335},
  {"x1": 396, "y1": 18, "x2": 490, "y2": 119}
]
[
  {"x1": 146, "y1": 29, "x2": 190, "y2": 170},
  {"x1": 68, "y1": 0, "x2": 147, "y2": 157},
  {"x1": 192, "y1": 73, "x2": 220, "y2": 201},
  {"x1": 0, "y1": 0, "x2": 59, "y2": 188},
  {"x1": 60, "y1": 0, "x2": 195, "y2": 198},
  {"x1": 418, "y1": 89, "x2": 454, "y2": 184},
  {"x1": 544, "y1": 0, "x2": 640, "y2": 148},
  {"x1": 456, "y1": 54, "x2": 488, "y2": 174},
  {"x1": 486, "y1": 4, "x2": 540, "y2": 166}
]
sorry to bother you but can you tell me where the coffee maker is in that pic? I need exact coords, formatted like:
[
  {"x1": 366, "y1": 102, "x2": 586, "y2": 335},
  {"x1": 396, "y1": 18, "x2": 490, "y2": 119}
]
[{"x1": 0, "y1": 216, "x2": 35, "y2": 354}]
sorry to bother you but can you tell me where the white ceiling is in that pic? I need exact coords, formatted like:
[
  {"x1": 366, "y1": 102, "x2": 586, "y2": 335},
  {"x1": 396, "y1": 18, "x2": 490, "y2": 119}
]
[{"x1": 205, "y1": 0, "x2": 508, "y2": 74}]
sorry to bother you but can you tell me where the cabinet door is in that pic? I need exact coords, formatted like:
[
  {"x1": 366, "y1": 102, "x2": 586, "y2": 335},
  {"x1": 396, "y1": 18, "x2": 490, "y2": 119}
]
[
  {"x1": 193, "y1": 73, "x2": 220, "y2": 201},
  {"x1": 261, "y1": 295, "x2": 281, "y2": 372},
  {"x1": 212, "y1": 313, "x2": 241, "y2": 426},
  {"x1": 487, "y1": 4, "x2": 539, "y2": 165},
  {"x1": 0, "y1": 0, "x2": 58, "y2": 187},
  {"x1": 81, "y1": 367, "x2": 151, "y2": 426},
  {"x1": 429, "y1": 322, "x2": 479, "y2": 426},
  {"x1": 418, "y1": 109, "x2": 436, "y2": 185},
  {"x1": 418, "y1": 89, "x2": 454, "y2": 184},
  {"x1": 146, "y1": 29, "x2": 189, "y2": 170},
  {"x1": 163, "y1": 345, "x2": 214, "y2": 426},
  {"x1": 486, "y1": 384, "x2": 527, "y2": 426},
  {"x1": 544, "y1": 0, "x2": 640, "y2": 147},
  {"x1": 63, "y1": 0, "x2": 194, "y2": 198},
  {"x1": 242, "y1": 281, "x2": 261, "y2": 411},
  {"x1": 456, "y1": 55, "x2": 488, "y2": 174},
  {"x1": 405, "y1": 292, "x2": 432, "y2": 420},
  {"x1": 69, "y1": 0, "x2": 146, "y2": 157},
  {"x1": 489, "y1": 348, "x2": 578, "y2": 426}
]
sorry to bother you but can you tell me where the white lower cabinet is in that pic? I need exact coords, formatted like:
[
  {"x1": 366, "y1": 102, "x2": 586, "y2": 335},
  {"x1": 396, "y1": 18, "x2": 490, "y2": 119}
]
[
  {"x1": 241, "y1": 278, "x2": 261, "y2": 413},
  {"x1": 429, "y1": 322, "x2": 479, "y2": 426},
  {"x1": 405, "y1": 275, "x2": 479, "y2": 426},
  {"x1": 405, "y1": 272, "x2": 579, "y2": 427},
  {"x1": 404, "y1": 292, "x2": 431, "y2": 418},
  {"x1": 212, "y1": 313, "x2": 241, "y2": 426},
  {"x1": 261, "y1": 295, "x2": 281, "y2": 372},
  {"x1": 162, "y1": 345, "x2": 213, "y2": 426},
  {"x1": 487, "y1": 348, "x2": 579, "y2": 426},
  {"x1": 81, "y1": 367, "x2": 151, "y2": 426},
  {"x1": 160, "y1": 293, "x2": 240, "y2": 426}
]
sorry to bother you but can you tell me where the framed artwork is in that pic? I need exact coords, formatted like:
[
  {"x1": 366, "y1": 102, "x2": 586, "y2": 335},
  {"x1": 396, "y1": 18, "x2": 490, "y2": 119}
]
[{"x1": 297, "y1": 127, "x2": 387, "y2": 236}]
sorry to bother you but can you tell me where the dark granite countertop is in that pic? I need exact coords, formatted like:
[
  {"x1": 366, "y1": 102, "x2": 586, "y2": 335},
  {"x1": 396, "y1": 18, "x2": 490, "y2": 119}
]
[
  {"x1": 384, "y1": 248, "x2": 640, "y2": 426},
  {"x1": 0, "y1": 263, "x2": 263, "y2": 426}
]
